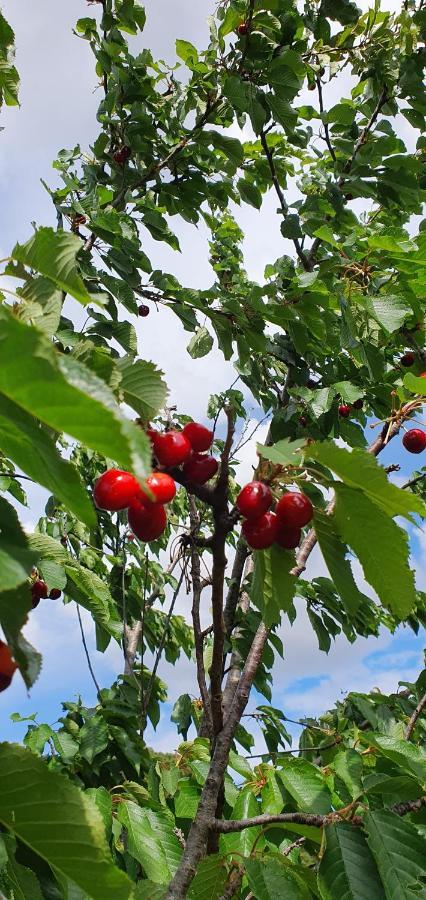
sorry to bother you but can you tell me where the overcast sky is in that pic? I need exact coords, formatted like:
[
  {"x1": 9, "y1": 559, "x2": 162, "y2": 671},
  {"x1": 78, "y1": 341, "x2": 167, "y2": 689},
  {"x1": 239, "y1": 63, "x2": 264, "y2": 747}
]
[{"x1": 0, "y1": 0, "x2": 424, "y2": 752}]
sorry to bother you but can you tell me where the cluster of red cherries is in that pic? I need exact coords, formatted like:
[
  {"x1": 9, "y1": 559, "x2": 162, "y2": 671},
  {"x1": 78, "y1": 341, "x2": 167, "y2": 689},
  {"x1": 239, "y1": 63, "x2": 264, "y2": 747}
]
[
  {"x1": 93, "y1": 422, "x2": 218, "y2": 542},
  {"x1": 237, "y1": 482, "x2": 313, "y2": 551}
]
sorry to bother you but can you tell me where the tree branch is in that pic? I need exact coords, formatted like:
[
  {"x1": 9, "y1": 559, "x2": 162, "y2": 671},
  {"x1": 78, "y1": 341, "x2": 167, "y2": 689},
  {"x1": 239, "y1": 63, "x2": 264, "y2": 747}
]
[
  {"x1": 405, "y1": 692, "x2": 426, "y2": 741},
  {"x1": 260, "y1": 130, "x2": 311, "y2": 271},
  {"x1": 316, "y1": 76, "x2": 336, "y2": 163},
  {"x1": 189, "y1": 498, "x2": 214, "y2": 740}
]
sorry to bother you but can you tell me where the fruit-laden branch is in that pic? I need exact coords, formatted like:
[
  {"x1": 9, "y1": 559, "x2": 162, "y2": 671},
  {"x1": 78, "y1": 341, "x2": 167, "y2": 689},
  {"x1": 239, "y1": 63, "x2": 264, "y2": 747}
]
[
  {"x1": 189, "y1": 497, "x2": 214, "y2": 740},
  {"x1": 210, "y1": 795, "x2": 426, "y2": 833},
  {"x1": 405, "y1": 691, "x2": 426, "y2": 741}
]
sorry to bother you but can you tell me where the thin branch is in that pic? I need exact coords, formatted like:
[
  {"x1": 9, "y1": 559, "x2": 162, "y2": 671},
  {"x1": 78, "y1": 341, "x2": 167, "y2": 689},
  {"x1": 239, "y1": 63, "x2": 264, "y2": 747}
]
[
  {"x1": 223, "y1": 540, "x2": 249, "y2": 637},
  {"x1": 402, "y1": 472, "x2": 426, "y2": 491},
  {"x1": 316, "y1": 76, "x2": 336, "y2": 163},
  {"x1": 405, "y1": 692, "x2": 426, "y2": 740},
  {"x1": 143, "y1": 564, "x2": 186, "y2": 718},
  {"x1": 244, "y1": 740, "x2": 338, "y2": 759},
  {"x1": 189, "y1": 498, "x2": 214, "y2": 740},
  {"x1": 76, "y1": 604, "x2": 101, "y2": 695},
  {"x1": 139, "y1": 553, "x2": 149, "y2": 735},
  {"x1": 260, "y1": 130, "x2": 311, "y2": 271}
]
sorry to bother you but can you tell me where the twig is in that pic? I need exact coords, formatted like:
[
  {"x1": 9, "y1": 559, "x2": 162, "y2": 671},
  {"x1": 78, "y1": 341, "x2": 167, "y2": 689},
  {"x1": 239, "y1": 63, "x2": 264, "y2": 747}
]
[
  {"x1": 260, "y1": 130, "x2": 311, "y2": 271},
  {"x1": 76, "y1": 604, "x2": 101, "y2": 695},
  {"x1": 143, "y1": 565, "x2": 186, "y2": 718},
  {"x1": 402, "y1": 472, "x2": 426, "y2": 491},
  {"x1": 316, "y1": 76, "x2": 336, "y2": 162},
  {"x1": 405, "y1": 692, "x2": 426, "y2": 740},
  {"x1": 139, "y1": 553, "x2": 149, "y2": 735}
]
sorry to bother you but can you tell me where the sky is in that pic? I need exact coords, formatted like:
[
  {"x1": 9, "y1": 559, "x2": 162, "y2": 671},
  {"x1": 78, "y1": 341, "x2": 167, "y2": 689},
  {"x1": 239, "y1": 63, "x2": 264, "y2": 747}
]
[{"x1": 0, "y1": 0, "x2": 424, "y2": 754}]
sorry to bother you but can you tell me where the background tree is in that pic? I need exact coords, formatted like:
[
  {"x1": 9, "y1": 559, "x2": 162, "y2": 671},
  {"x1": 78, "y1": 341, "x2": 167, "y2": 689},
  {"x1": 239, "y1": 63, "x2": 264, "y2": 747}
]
[{"x1": 0, "y1": 0, "x2": 425, "y2": 898}]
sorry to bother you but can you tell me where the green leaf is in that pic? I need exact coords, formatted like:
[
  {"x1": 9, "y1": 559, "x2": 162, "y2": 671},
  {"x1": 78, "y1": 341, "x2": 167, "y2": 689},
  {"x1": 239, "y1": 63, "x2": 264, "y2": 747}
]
[
  {"x1": 404, "y1": 372, "x2": 426, "y2": 396},
  {"x1": 171, "y1": 694, "x2": 192, "y2": 739},
  {"x1": 118, "y1": 357, "x2": 168, "y2": 420},
  {"x1": 0, "y1": 393, "x2": 95, "y2": 527},
  {"x1": 18, "y1": 277, "x2": 63, "y2": 337},
  {"x1": 318, "y1": 823, "x2": 385, "y2": 900},
  {"x1": 174, "y1": 780, "x2": 199, "y2": 819},
  {"x1": 257, "y1": 438, "x2": 305, "y2": 467},
  {"x1": 305, "y1": 442, "x2": 425, "y2": 521},
  {"x1": 117, "y1": 802, "x2": 182, "y2": 883},
  {"x1": 365, "y1": 295, "x2": 412, "y2": 335},
  {"x1": 268, "y1": 92, "x2": 298, "y2": 133},
  {"x1": 0, "y1": 743, "x2": 133, "y2": 900},
  {"x1": 251, "y1": 545, "x2": 297, "y2": 627},
  {"x1": 64, "y1": 564, "x2": 122, "y2": 640},
  {"x1": 0, "y1": 308, "x2": 151, "y2": 482},
  {"x1": 332, "y1": 484, "x2": 417, "y2": 619},
  {"x1": 3, "y1": 834, "x2": 44, "y2": 900},
  {"x1": 245, "y1": 857, "x2": 312, "y2": 900},
  {"x1": 365, "y1": 810, "x2": 426, "y2": 899},
  {"x1": 313, "y1": 226, "x2": 341, "y2": 249},
  {"x1": 332, "y1": 751, "x2": 363, "y2": 800},
  {"x1": 238, "y1": 178, "x2": 262, "y2": 209},
  {"x1": 188, "y1": 855, "x2": 227, "y2": 900},
  {"x1": 12, "y1": 229, "x2": 92, "y2": 305},
  {"x1": 79, "y1": 717, "x2": 109, "y2": 764},
  {"x1": 0, "y1": 498, "x2": 37, "y2": 592},
  {"x1": 363, "y1": 735, "x2": 426, "y2": 783},
  {"x1": 277, "y1": 759, "x2": 332, "y2": 814},
  {"x1": 175, "y1": 39, "x2": 198, "y2": 67},
  {"x1": 313, "y1": 511, "x2": 371, "y2": 617},
  {"x1": 187, "y1": 327, "x2": 214, "y2": 359}
]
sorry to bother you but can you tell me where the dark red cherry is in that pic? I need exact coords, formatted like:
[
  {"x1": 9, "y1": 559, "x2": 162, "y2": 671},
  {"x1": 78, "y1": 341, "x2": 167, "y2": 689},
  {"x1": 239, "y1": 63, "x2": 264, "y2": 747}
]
[
  {"x1": 31, "y1": 579, "x2": 48, "y2": 608},
  {"x1": 352, "y1": 398, "x2": 363, "y2": 410},
  {"x1": 400, "y1": 352, "x2": 415, "y2": 367},
  {"x1": 276, "y1": 492, "x2": 313, "y2": 528},
  {"x1": 152, "y1": 431, "x2": 192, "y2": 467},
  {"x1": 49, "y1": 589, "x2": 62, "y2": 600},
  {"x1": 138, "y1": 304, "x2": 150, "y2": 317},
  {"x1": 236, "y1": 482, "x2": 272, "y2": 520},
  {"x1": 402, "y1": 429, "x2": 426, "y2": 454},
  {"x1": 183, "y1": 422, "x2": 214, "y2": 452},
  {"x1": 128, "y1": 501, "x2": 167, "y2": 542},
  {"x1": 182, "y1": 453, "x2": 218, "y2": 484},
  {"x1": 242, "y1": 512, "x2": 279, "y2": 550},
  {"x1": 237, "y1": 22, "x2": 249, "y2": 35},
  {"x1": 93, "y1": 469, "x2": 141, "y2": 511},
  {"x1": 276, "y1": 524, "x2": 301, "y2": 549},
  {"x1": 338, "y1": 404, "x2": 351, "y2": 418}
]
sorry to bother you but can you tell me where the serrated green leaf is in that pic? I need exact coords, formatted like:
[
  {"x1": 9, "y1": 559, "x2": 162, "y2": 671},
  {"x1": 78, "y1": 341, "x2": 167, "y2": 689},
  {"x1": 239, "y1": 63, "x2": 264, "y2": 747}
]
[
  {"x1": 318, "y1": 823, "x2": 385, "y2": 900},
  {"x1": 365, "y1": 810, "x2": 426, "y2": 899},
  {"x1": 174, "y1": 779, "x2": 199, "y2": 819},
  {"x1": 313, "y1": 511, "x2": 371, "y2": 616},
  {"x1": 238, "y1": 178, "x2": 262, "y2": 209},
  {"x1": 305, "y1": 442, "x2": 425, "y2": 521},
  {"x1": 12, "y1": 229, "x2": 92, "y2": 305},
  {"x1": 404, "y1": 372, "x2": 426, "y2": 396},
  {"x1": 332, "y1": 484, "x2": 417, "y2": 618},
  {"x1": 0, "y1": 498, "x2": 37, "y2": 592},
  {"x1": 251, "y1": 545, "x2": 297, "y2": 627},
  {"x1": 187, "y1": 327, "x2": 214, "y2": 359},
  {"x1": 221, "y1": 787, "x2": 261, "y2": 858},
  {"x1": 332, "y1": 751, "x2": 363, "y2": 800},
  {"x1": 277, "y1": 759, "x2": 332, "y2": 814},
  {"x1": 0, "y1": 393, "x2": 95, "y2": 527},
  {"x1": 79, "y1": 717, "x2": 109, "y2": 765},
  {"x1": 118, "y1": 357, "x2": 168, "y2": 419},
  {"x1": 257, "y1": 438, "x2": 305, "y2": 467},
  {"x1": 366, "y1": 295, "x2": 412, "y2": 334},
  {"x1": 0, "y1": 743, "x2": 133, "y2": 900},
  {"x1": 188, "y1": 854, "x2": 227, "y2": 900},
  {"x1": 363, "y1": 734, "x2": 426, "y2": 783},
  {"x1": 245, "y1": 857, "x2": 312, "y2": 899},
  {"x1": 117, "y1": 801, "x2": 182, "y2": 883}
]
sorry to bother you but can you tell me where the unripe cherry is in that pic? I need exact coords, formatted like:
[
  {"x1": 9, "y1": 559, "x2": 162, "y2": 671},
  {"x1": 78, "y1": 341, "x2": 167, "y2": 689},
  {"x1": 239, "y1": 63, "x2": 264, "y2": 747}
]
[
  {"x1": 402, "y1": 429, "x2": 426, "y2": 454},
  {"x1": 183, "y1": 422, "x2": 214, "y2": 452},
  {"x1": 93, "y1": 469, "x2": 141, "y2": 511},
  {"x1": 128, "y1": 500, "x2": 167, "y2": 542},
  {"x1": 242, "y1": 512, "x2": 279, "y2": 550},
  {"x1": 183, "y1": 453, "x2": 219, "y2": 484},
  {"x1": 0, "y1": 640, "x2": 17, "y2": 693},
  {"x1": 338, "y1": 404, "x2": 351, "y2": 418},
  {"x1": 152, "y1": 431, "x2": 192, "y2": 467},
  {"x1": 276, "y1": 524, "x2": 301, "y2": 549},
  {"x1": 143, "y1": 472, "x2": 176, "y2": 504},
  {"x1": 236, "y1": 482, "x2": 272, "y2": 520},
  {"x1": 276, "y1": 491, "x2": 313, "y2": 528}
]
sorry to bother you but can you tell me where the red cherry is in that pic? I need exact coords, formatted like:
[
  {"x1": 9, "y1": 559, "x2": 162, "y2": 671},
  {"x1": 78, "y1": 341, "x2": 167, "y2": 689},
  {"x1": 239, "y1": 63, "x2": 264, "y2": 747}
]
[
  {"x1": 402, "y1": 429, "x2": 426, "y2": 454},
  {"x1": 152, "y1": 431, "x2": 192, "y2": 467},
  {"x1": 128, "y1": 501, "x2": 167, "y2": 542},
  {"x1": 93, "y1": 469, "x2": 141, "y2": 511},
  {"x1": 183, "y1": 422, "x2": 214, "y2": 452},
  {"x1": 352, "y1": 398, "x2": 363, "y2": 410},
  {"x1": 144, "y1": 472, "x2": 176, "y2": 504},
  {"x1": 182, "y1": 453, "x2": 219, "y2": 484},
  {"x1": 338, "y1": 404, "x2": 351, "y2": 418},
  {"x1": 138, "y1": 304, "x2": 150, "y2": 317},
  {"x1": 49, "y1": 588, "x2": 62, "y2": 600},
  {"x1": 113, "y1": 145, "x2": 131, "y2": 165},
  {"x1": 242, "y1": 512, "x2": 279, "y2": 550},
  {"x1": 31, "y1": 579, "x2": 48, "y2": 608},
  {"x1": 0, "y1": 640, "x2": 17, "y2": 693},
  {"x1": 237, "y1": 21, "x2": 249, "y2": 35},
  {"x1": 127, "y1": 532, "x2": 135, "y2": 541},
  {"x1": 276, "y1": 492, "x2": 313, "y2": 528},
  {"x1": 400, "y1": 352, "x2": 415, "y2": 367},
  {"x1": 419, "y1": 372, "x2": 426, "y2": 379},
  {"x1": 276, "y1": 524, "x2": 301, "y2": 550},
  {"x1": 236, "y1": 482, "x2": 272, "y2": 520}
]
